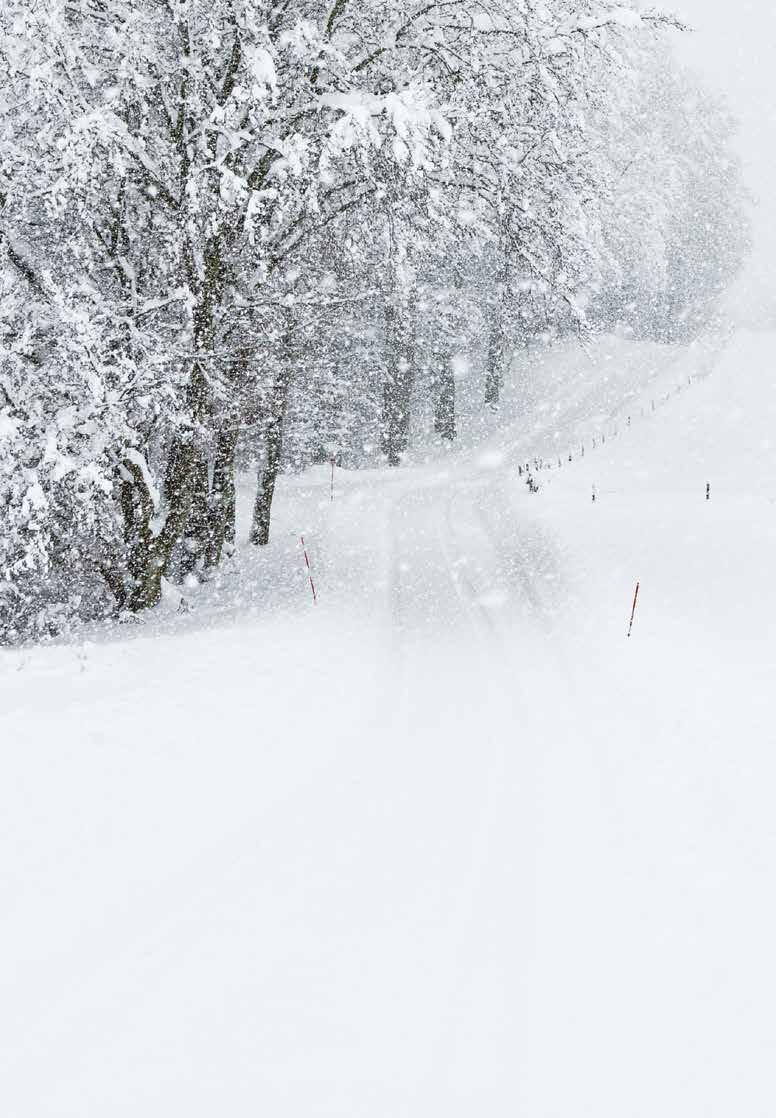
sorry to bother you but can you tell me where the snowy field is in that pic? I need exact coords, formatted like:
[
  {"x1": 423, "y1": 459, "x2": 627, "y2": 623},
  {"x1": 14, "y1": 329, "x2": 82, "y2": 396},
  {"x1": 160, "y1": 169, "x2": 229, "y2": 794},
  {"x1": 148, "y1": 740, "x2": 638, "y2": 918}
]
[{"x1": 3, "y1": 329, "x2": 775, "y2": 1116}]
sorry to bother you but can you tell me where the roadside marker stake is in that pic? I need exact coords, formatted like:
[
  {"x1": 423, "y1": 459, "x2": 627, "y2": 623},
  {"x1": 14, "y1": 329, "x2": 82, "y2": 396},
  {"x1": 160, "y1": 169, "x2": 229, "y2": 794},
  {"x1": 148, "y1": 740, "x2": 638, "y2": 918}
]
[
  {"x1": 627, "y1": 581, "x2": 640, "y2": 638},
  {"x1": 706, "y1": 482, "x2": 710, "y2": 501},
  {"x1": 300, "y1": 536, "x2": 317, "y2": 604},
  {"x1": 330, "y1": 455, "x2": 335, "y2": 502}
]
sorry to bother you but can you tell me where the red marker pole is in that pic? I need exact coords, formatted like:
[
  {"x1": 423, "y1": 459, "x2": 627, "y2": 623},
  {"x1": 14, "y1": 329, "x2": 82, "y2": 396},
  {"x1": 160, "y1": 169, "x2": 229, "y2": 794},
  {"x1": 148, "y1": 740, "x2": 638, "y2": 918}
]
[
  {"x1": 300, "y1": 536, "x2": 317, "y2": 604},
  {"x1": 627, "y1": 581, "x2": 640, "y2": 638}
]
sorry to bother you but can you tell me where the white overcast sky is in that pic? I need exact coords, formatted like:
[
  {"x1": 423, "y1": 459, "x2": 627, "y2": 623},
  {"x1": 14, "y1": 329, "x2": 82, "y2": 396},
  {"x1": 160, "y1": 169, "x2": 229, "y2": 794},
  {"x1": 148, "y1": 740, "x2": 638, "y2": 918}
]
[{"x1": 670, "y1": 0, "x2": 776, "y2": 305}]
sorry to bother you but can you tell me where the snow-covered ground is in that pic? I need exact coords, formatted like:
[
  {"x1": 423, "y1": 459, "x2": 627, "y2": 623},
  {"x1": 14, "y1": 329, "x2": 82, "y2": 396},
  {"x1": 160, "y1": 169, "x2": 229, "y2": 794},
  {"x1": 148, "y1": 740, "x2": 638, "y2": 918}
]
[{"x1": 3, "y1": 329, "x2": 775, "y2": 1116}]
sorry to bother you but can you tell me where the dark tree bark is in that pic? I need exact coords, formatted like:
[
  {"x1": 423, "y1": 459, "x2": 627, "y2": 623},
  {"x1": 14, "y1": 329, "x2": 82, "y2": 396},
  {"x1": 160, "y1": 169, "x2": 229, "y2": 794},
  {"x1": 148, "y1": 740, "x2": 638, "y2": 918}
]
[
  {"x1": 381, "y1": 301, "x2": 415, "y2": 466},
  {"x1": 434, "y1": 357, "x2": 456, "y2": 441},
  {"x1": 207, "y1": 424, "x2": 239, "y2": 565},
  {"x1": 125, "y1": 439, "x2": 202, "y2": 611},
  {"x1": 105, "y1": 52, "x2": 243, "y2": 614},
  {"x1": 485, "y1": 238, "x2": 508, "y2": 407},
  {"x1": 484, "y1": 318, "x2": 502, "y2": 408},
  {"x1": 176, "y1": 452, "x2": 210, "y2": 577},
  {"x1": 249, "y1": 363, "x2": 292, "y2": 547},
  {"x1": 120, "y1": 459, "x2": 155, "y2": 591}
]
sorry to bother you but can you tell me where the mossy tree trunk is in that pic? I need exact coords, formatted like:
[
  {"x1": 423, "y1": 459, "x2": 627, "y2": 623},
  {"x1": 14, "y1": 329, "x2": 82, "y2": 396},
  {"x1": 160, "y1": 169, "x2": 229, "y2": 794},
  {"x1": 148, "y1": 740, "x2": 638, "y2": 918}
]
[
  {"x1": 108, "y1": 24, "x2": 250, "y2": 614},
  {"x1": 125, "y1": 439, "x2": 202, "y2": 611}
]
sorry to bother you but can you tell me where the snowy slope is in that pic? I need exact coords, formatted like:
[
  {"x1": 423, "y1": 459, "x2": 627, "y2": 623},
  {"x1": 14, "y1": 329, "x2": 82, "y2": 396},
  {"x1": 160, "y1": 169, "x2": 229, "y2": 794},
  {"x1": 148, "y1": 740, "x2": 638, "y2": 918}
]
[{"x1": 2, "y1": 330, "x2": 775, "y2": 1117}]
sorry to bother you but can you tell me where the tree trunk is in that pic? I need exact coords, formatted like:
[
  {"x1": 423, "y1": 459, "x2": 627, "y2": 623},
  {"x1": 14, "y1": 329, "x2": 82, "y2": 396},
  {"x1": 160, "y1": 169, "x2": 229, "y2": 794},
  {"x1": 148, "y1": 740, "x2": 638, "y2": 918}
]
[
  {"x1": 177, "y1": 449, "x2": 210, "y2": 577},
  {"x1": 174, "y1": 239, "x2": 225, "y2": 572},
  {"x1": 484, "y1": 319, "x2": 502, "y2": 407},
  {"x1": 207, "y1": 424, "x2": 238, "y2": 565},
  {"x1": 116, "y1": 112, "x2": 230, "y2": 612},
  {"x1": 434, "y1": 357, "x2": 456, "y2": 441},
  {"x1": 120, "y1": 458, "x2": 154, "y2": 594},
  {"x1": 381, "y1": 302, "x2": 414, "y2": 466},
  {"x1": 249, "y1": 365, "x2": 292, "y2": 547},
  {"x1": 486, "y1": 240, "x2": 508, "y2": 407},
  {"x1": 127, "y1": 439, "x2": 200, "y2": 611},
  {"x1": 381, "y1": 361, "x2": 412, "y2": 465}
]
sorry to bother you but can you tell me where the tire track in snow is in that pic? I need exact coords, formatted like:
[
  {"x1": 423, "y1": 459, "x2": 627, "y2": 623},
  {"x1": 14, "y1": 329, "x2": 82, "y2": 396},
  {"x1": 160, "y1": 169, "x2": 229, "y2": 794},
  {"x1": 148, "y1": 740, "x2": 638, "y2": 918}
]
[{"x1": 416, "y1": 481, "x2": 540, "y2": 1085}]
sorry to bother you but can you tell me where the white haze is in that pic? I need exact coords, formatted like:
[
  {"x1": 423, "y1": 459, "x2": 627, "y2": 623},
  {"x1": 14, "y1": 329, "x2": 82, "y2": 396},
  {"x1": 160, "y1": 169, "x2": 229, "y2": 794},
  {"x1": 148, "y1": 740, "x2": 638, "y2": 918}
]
[{"x1": 675, "y1": 0, "x2": 776, "y2": 319}]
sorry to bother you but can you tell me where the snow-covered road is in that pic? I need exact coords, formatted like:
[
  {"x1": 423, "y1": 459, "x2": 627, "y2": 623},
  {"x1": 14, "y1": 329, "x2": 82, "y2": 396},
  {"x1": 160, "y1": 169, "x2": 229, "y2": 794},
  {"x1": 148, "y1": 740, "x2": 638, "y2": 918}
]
[{"x1": 3, "y1": 331, "x2": 776, "y2": 1116}]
